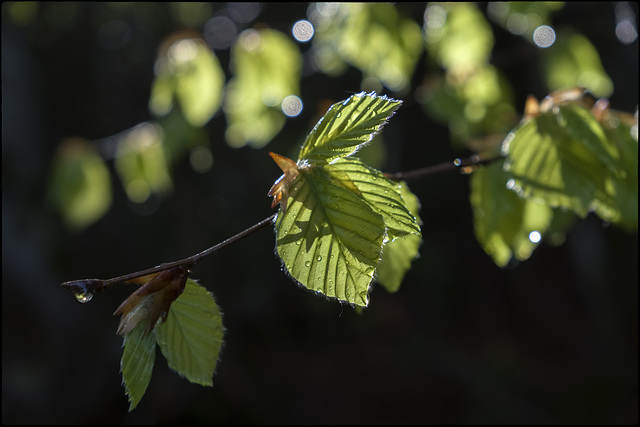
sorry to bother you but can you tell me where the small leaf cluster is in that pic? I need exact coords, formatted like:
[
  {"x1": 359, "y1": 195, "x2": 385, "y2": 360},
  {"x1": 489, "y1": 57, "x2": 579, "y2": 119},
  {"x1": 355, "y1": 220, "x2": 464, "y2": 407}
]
[
  {"x1": 120, "y1": 279, "x2": 223, "y2": 411},
  {"x1": 270, "y1": 92, "x2": 422, "y2": 306},
  {"x1": 471, "y1": 90, "x2": 638, "y2": 266}
]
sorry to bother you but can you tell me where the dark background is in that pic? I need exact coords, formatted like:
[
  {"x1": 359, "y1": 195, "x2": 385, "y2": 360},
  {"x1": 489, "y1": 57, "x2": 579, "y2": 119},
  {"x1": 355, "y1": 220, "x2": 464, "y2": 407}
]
[{"x1": 2, "y1": 2, "x2": 637, "y2": 424}]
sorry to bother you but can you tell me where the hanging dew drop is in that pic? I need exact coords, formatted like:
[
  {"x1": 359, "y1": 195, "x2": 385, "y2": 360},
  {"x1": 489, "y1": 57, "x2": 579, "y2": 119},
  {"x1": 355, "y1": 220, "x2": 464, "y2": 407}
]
[{"x1": 74, "y1": 292, "x2": 93, "y2": 303}]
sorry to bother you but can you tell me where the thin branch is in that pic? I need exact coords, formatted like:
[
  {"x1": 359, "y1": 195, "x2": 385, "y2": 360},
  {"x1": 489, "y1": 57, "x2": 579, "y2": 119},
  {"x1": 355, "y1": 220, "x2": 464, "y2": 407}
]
[
  {"x1": 61, "y1": 213, "x2": 277, "y2": 298},
  {"x1": 384, "y1": 154, "x2": 501, "y2": 182},
  {"x1": 61, "y1": 154, "x2": 501, "y2": 300}
]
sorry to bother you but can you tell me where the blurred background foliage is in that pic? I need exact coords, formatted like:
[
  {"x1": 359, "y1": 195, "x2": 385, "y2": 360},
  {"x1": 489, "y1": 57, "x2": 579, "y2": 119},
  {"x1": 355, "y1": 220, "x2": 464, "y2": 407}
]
[{"x1": 2, "y1": 2, "x2": 637, "y2": 424}]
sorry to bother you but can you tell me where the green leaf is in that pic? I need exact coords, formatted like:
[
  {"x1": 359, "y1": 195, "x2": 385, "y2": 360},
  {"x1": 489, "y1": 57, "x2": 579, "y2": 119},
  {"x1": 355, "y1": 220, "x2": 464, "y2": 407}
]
[
  {"x1": 311, "y1": 3, "x2": 423, "y2": 91},
  {"x1": 502, "y1": 105, "x2": 612, "y2": 217},
  {"x1": 298, "y1": 92, "x2": 402, "y2": 165},
  {"x1": 224, "y1": 28, "x2": 301, "y2": 148},
  {"x1": 48, "y1": 138, "x2": 112, "y2": 230},
  {"x1": 470, "y1": 159, "x2": 554, "y2": 266},
  {"x1": 114, "y1": 122, "x2": 173, "y2": 204},
  {"x1": 425, "y1": 2, "x2": 494, "y2": 75},
  {"x1": 376, "y1": 181, "x2": 422, "y2": 292},
  {"x1": 121, "y1": 322, "x2": 157, "y2": 412},
  {"x1": 592, "y1": 116, "x2": 638, "y2": 230},
  {"x1": 326, "y1": 158, "x2": 420, "y2": 239},
  {"x1": 275, "y1": 165, "x2": 386, "y2": 307},
  {"x1": 155, "y1": 279, "x2": 224, "y2": 386},
  {"x1": 490, "y1": 2, "x2": 565, "y2": 40},
  {"x1": 543, "y1": 31, "x2": 613, "y2": 98},
  {"x1": 149, "y1": 36, "x2": 225, "y2": 127}
]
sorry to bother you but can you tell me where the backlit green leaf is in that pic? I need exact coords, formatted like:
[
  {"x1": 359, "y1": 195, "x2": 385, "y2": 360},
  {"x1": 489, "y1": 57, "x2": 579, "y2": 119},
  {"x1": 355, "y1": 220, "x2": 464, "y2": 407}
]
[
  {"x1": 49, "y1": 138, "x2": 112, "y2": 230},
  {"x1": 224, "y1": 28, "x2": 301, "y2": 148},
  {"x1": 312, "y1": 3, "x2": 423, "y2": 91},
  {"x1": 298, "y1": 92, "x2": 402, "y2": 164},
  {"x1": 121, "y1": 322, "x2": 156, "y2": 411},
  {"x1": 326, "y1": 157, "x2": 420, "y2": 239},
  {"x1": 149, "y1": 35, "x2": 224, "y2": 127},
  {"x1": 592, "y1": 115, "x2": 638, "y2": 230},
  {"x1": 275, "y1": 165, "x2": 386, "y2": 307},
  {"x1": 155, "y1": 279, "x2": 224, "y2": 387},
  {"x1": 114, "y1": 122, "x2": 172, "y2": 204},
  {"x1": 425, "y1": 2, "x2": 494, "y2": 76},
  {"x1": 470, "y1": 159, "x2": 554, "y2": 266},
  {"x1": 543, "y1": 31, "x2": 613, "y2": 98},
  {"x1": 502, "y1": 105, "x2": 612, "y2": 217},
  {"x1": 376, "y1": 181, "x2": 422, "y2": 292}
]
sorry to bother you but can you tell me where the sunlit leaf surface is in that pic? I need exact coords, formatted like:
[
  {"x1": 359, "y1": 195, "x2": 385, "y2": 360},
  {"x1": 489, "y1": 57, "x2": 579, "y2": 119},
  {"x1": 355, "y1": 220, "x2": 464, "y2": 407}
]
[
  {"x1": 376, "y1": 181, "x2": 422, "y2": 292},
  {"x1": 121, "y1": 323, "x2": 156, "y2": 411},
  {"x1": 326, "y1": 158, "x2": 420, "y2": 239},
  {"x1": 543, "y1": 31, "x2": 613, "y2": 98},
  {"x1": 114, "y1": 122, "x2": 173, "y2": 204},
  {"x1": 424, "y1": 2, "x2": 494, "y2": 77},
  {"x1": 149, "y1": 35, "x2": 224, "y2": 127},
  {"x1": 470, "y1": 159, "x2": 554, "y2": 266},
  {"x1": 591, "y1": 113, "x2": 638, "y2": 230},
  {"x1": 273, "y1": 92, "x2": 421, "y2": 305},
  {"x1": 312, "y1": 3, "x2": 423, "y2": 91},
  {"x1": 299, "y1": 92, "x2": 402, "y2": 164},
  {"x1": 503, "y1": 104, "x2": 614, "y2": 217},
  {"x1": 275, "y1": 165, "x2": 386, "y2": 307},
  {"x1": 155, "y1": 279, "x2": 224, "y2": 386},
  {"x1": 224, "y1": 28, "x2": 301, "y2": 148}
]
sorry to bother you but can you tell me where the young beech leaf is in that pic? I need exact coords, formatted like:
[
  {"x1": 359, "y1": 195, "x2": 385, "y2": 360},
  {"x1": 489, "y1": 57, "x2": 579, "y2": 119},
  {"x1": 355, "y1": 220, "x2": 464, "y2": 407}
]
[
  {"x1": 298, "y1": 91, "x2": 402, "y2": 165},
  {"x1": 270, "y1": 92, "x2": 422, "y2": 305},
  {"x1": 113, "y1": 266, "x2": 188, "y2": 335},
  {"x1": 470, "y1": 158, "x2": 554, "y2": 267},
  {"x1": 155, "y1": 279, "x2": 224, "y2": 387},
  {"x1": 275, "y1": 164, "x2": 386, "y2": 307},
  {"x1": 324, "y1": 158, "x2": 421, "y2": 240},
  {"x1": 375, "y1": 181, "x2": 423, "y2": 293},
  {"x1": 121, "y1": 322, "x2": 156, "y2": 412},
  {"x1": 502, "y1": 103, "x2": 613, "y2": 217}
]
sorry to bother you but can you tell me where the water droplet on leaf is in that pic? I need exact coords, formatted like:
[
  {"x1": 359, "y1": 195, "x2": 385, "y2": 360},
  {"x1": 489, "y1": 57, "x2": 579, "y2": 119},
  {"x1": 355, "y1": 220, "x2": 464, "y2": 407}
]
[
  {"x1": 305, "y1": 260, "x2": 311, "y2": 267},
  {"x1": 316, "y1": 255, "x2": 323, "y2": 261}
]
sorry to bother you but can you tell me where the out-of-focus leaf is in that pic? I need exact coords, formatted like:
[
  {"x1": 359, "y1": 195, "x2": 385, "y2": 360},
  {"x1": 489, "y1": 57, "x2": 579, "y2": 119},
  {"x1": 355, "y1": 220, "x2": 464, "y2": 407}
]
[
  {"x1": 49, "y1": 138, "x2": 112, "y2": 230},
  {"x1": 543, "y1": 31, "x2": 613, "y2": 98},
  {"x1": 149, "y1": 34, "x2": 224, "y2": 127},
  {"x1": 591, "y1": 113, "x2": 638, "y2": 230},
  {"x1": 158, "y1": 110, "x2": 209, "y2": 164},
  {"x1": 488, "y1": 2, "x2": 565, "y2": 39},
  {"x1": 311, "y1": 3, "x2": 423, "y2": 92},
  {"x1": 299, "y1": 92, "x2": 402, "y2": 164},
  {"x1": 502, "y1": 104, "x2": 614, "y2": 217},
  {"x1": 156, "y1": 279, "x2": 224, "y2": 386},
  {"x1": 224, "y1": 28, "x2": 301, "y2": 148},
  {"x1": 418, "y1": 65, "x2": 517, "y2": 146},
  {"x1": 121, "y1": 322, "x2": 156, "y2": 412},
  {"x1": 470, "y1": 158, "x2": 554, "y2": 267},
  {"x1": 114, "y1": 122, "x2": 172, "y2": 204},
  {"x1": 376, "y1": 181, "x2": 422, "y2": 292},
  {"x1": 424, "y1": 2, "x2": 494, "y2": 78}
]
